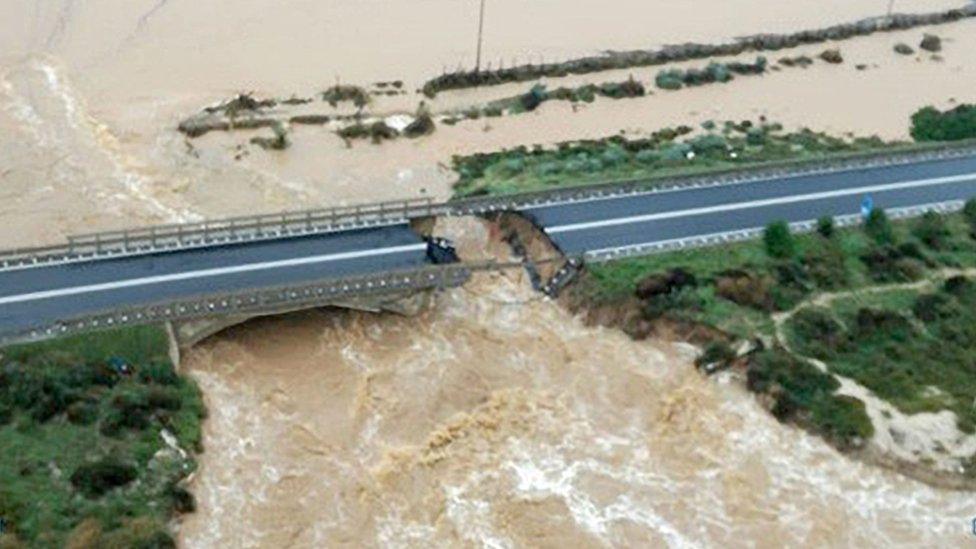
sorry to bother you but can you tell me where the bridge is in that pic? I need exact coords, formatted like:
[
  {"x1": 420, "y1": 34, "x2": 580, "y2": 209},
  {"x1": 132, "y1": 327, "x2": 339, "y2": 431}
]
[{"x1": 1, "y1": 143, "x2": 975, "y2": 346}]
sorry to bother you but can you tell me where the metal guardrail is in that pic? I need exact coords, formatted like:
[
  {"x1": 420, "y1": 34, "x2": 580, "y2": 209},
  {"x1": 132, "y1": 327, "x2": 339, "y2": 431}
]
[
  {"x1": 583, "y1": 200, "x2": 966, "y2": 263},
  {"x1": 0, "y1": 259, "x2": 545, "y2": 346},
  {"x1": 0, "y1": 197, "x2": 441, "y2": 271},
  {"x1": 0, "y1": 263, "x2": 468, "y2": 346},
  {"x1": 2, "y1": 140, "x2": 976, "y2": 272}
]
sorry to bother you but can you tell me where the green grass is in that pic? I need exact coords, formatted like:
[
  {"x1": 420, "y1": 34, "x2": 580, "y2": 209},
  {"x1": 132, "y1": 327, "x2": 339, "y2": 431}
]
[
  {"x1": 450, "y1": 123, "x2": 912, "y2": 197},
  {"x1": 784, "y1": 279, "x2": 976, "y2": 434},
  {"x1": 0, "y1": 326, "x2": 204, "y2": 547},
  {"x1": 578, "y1": 207, "x2": 976, "y2": 450}
]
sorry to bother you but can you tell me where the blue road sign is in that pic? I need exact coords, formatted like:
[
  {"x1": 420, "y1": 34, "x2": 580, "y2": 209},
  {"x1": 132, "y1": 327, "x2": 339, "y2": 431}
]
[{"x1": 861, "y1": 195, "x2": 874, "y2": 218}]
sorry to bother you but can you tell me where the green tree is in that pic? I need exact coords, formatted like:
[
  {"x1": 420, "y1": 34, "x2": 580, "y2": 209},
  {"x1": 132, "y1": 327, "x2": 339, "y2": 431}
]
[
  {"x1": 864, "y1": 209, "x2": 895, "y2": 245},
  {"x1": 764, "y1": 221, "x2": 796, "y2": 259}
]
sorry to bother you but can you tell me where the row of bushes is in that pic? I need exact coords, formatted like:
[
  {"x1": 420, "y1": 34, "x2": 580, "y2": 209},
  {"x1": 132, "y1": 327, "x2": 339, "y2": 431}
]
[
  {"x1": 655, "y1": 57, "x2": 767, "y2": 90},
  {"x1": 421, "y1": 6, "x2": 976, "y2": 96},
  {"x1": 911, "y1": 104, "x2": 976, "y2": 142}
]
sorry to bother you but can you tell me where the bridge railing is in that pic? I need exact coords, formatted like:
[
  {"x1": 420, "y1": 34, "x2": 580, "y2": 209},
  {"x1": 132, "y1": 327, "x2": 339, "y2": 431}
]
[
  {"x1": 0, "y1": 197, "x2": 441, "y2": 270},
  {"x1": 2, "y1": 139, "x2": 976, "y2": 271},
  {"x1": 0, "y1": 259, "x2": 547, "y2": 346}
]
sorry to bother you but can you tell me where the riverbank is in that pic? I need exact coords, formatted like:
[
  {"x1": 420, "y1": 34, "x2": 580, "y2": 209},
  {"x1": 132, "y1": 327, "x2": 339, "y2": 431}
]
[
  {"x1": 0, "y1": 326, "x2": 204, "y2": 547},
  {"x1": 561, "y1": 204, "x2": 976, "y2": 488}
]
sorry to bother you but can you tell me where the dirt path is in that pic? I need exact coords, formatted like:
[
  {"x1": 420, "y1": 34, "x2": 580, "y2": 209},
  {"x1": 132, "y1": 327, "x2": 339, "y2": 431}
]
[{"x1": 770, "y1": 268, "x2": 976, "y2": 475}]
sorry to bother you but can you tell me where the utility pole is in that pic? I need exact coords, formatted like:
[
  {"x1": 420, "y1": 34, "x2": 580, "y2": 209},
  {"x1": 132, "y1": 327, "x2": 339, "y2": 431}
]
[
  {"x1": 886, "y1": 0, "x2": 895, "y2": 18},
  {"x1": 475, "y1": 0, "x2": 486, "y2": 73}
]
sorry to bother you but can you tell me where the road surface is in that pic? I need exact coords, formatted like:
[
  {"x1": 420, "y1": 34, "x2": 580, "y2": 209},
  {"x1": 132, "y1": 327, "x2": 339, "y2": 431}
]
[
  {"x1": 0, "y1": 224, "x2": 427, "y2": 337},
  {"x1": 2, "y1": 152, "x2": 976, "y2": 339},
  {"x1": 525, "y1": 154, "x2": 976, "y2": 255}
]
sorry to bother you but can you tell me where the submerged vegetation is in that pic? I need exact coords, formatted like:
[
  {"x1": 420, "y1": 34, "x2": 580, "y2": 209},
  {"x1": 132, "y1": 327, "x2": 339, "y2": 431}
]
[
  {"x1": 421, "y1": 6, "x2": 976, "y2": 96},
  {"x1": 0, "y1": 326, "x2": 204, "y2": 547},
  {"x1": 451, "y1": 121, "x2": 900, "y2": 196}
]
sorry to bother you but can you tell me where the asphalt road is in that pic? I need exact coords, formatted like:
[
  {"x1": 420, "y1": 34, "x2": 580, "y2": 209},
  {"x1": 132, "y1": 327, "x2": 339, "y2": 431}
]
[
  {"x1": 2, "y1": 152, "x2": 976, "y2": 339},
  {"x1": 526, "y1": 154, "x2": 976, "y2": 255},
  {"x1": 0, "y1": 224, "x2": 427, "y2": 336}
]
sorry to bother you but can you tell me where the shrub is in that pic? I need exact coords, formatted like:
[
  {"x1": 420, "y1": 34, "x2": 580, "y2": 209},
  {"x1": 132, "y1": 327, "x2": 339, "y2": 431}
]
[
  {"x1": 715, "y1": 270, "x2": 774, "y2": 311},
  {"x1": 138, "y1": 362, "x2": 178, "y2": 386},
  {"x1": 746, "y1": 349, "x2": 872, "y2": 448},
  {"x1": 655, "y1": 69, "x2": 683, "y2": 90},
  {"x1": 763, "y1": 221, "x2": 795, "y2": 259},
  {"x1": 912, "y1": 292, "x2": 959, "y2": 322},
  {"x1": 803, "y1": 243, "x2": 848, "y2": 289},
  {"x1": 520, "y1": 84, "x2": 548, "y2": 112},
  {"x1": 695, "y1": 340, "x2": 737, "y2": 370},
  {"x1": 816, "y1": 216, "x2": 835, "y2": 239},
  {"x1": 962, "y1": 198, "x2": 976, "y2": 230},
  {"x1": 70, "y1": 458, "x2": 138, "y2": 497},
  {"x1": 864, "y1": 209, "x2": 895, "y2": 245},
  {"x1": 913, "y1": 211, "x2": 951, "y2": 249},
  {"x1": 404, "y1": 103, "x2": 436, "y2": 137},
  {"x1": 910, "y1": 104, "x2": 976, "y2": 142},
  {"x1": 705, "y1": 62, "x2": 732, "y2": 83},
  {"x1": 322, "y1": 85, "x2": 370, "y2": 108},
  {"x1": 790, "y1": 308, "x2": 848, "y2": 357},
  {"x1": 66, "y1": 401, "x2": 98, "y2": 425}
]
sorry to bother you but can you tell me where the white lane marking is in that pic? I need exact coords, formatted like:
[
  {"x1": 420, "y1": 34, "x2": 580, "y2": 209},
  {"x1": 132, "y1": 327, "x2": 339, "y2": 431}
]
[
  {"x1": 528, "y1": 154, "x2": 974, "y2": 211},
  {"x1": 546, "y1": 172, "x2": 976, "y2": 234},
  {"x1": 0, "y1": 243, "x2": 427, "y2": 305}
]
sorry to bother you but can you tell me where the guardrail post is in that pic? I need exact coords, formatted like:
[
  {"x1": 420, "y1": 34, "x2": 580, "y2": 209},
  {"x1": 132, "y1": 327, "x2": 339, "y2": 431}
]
[
  {"x1": 305, "y1": 211, "x2": 312, "y2": 231},
  {"x1": 150, "y1": 227, "x2": 156, "y2": 250},
  {"x1": 95, "y1": 233, "x2": 101, "y2": 255}
]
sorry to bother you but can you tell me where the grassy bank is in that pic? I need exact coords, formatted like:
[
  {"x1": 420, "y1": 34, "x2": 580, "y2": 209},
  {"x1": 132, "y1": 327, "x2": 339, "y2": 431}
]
[
  {"x1": 452, "y1": 122, "x2": 903, "y2": 197},
  {"x1": 574, "y1": 205, "x2": 976, "y2": 453},
  {"x1": 0, "y1": 326, "x2": 204, "y2": 548}
]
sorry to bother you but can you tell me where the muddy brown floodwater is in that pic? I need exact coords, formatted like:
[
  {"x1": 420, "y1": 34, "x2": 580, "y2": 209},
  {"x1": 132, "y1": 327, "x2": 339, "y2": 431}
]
[
  {"x1": 179, "y1": 219, "x2": 976, "y2": 547},
  {"x1": 2, "y1": 1, "x2": 976, "y2": 546}
]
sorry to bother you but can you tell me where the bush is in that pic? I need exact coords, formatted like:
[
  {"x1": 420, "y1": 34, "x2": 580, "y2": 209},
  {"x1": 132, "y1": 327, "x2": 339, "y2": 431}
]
[
  {"x1": 763, "y1": 221, "x2": 795, "y2": 259},
  {"x1": 404, "y1": 103, "x2": 436, "y2": 138},
  {"x1": 864, "y1": 209, "x2": 895, "y2": 245},
  {"x1": 803, "y1": 243, "x2": 848, "y2": 289},
  {"x1": 695, "y1": 340, "x2": 737, "y2": 370},
  {"x1": 137, "y1": 362, "x2": 178, "y2": 387},
  {"x1": 655, "y1": 69, "x2": 683, "y2": 90},
  {"x1": 322, "y1": 85, "x2": 370, "y2": 108},
  {"x1": 913, "y1": 211, "x2": 951, "y2": 249},
  {"x1": 746, "y1": 349, "x2": 872, "y2": 448},
  {"x1": 963, "y1": 199, "x2": 976, "y2": 230},
  {"x1": 70, "y1": 458, "x2": 138, "y2": 497},
  {"x1": 66, "y1": 401, "x2": 98, "y2": 425},
  {"x1": 520, "y1": 84, "x2": 548, "y2": 111},
  {"x1": 912, "y1": 292, "x2": 959, "y2": 322},
  {"x1": 715, "y1": 270, "x2": 774, "y2": 311},
  {"x1": 816, "y1": 216, "x2": 835, "y2": 239},
  {"x1": 910, "y1": 104, "x2": 976, "y2": 142},
  {"x1": 791, "y1": 308, "x2": 848, "y2": 356}
]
